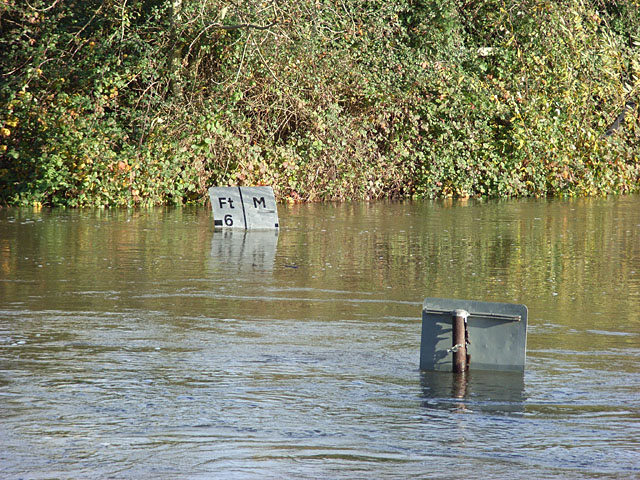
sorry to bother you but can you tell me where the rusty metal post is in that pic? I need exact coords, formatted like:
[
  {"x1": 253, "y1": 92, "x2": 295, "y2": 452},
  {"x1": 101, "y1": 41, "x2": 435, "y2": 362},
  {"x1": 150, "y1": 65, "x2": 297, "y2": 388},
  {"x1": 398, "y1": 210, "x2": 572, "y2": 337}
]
[
  {"x1": 451, "y1": 370, "x2": 468, "y2": 399},
  {"x1": 452, "y1": 309, "x2": 469, "y2": 373}
]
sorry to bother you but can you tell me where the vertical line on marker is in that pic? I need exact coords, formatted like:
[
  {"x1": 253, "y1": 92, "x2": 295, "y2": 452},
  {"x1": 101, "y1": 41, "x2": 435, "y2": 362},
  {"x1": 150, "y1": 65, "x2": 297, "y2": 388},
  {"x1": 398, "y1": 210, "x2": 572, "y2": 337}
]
[{"x1": 237, "y1": 187, "x2": 248, "y2": 229}]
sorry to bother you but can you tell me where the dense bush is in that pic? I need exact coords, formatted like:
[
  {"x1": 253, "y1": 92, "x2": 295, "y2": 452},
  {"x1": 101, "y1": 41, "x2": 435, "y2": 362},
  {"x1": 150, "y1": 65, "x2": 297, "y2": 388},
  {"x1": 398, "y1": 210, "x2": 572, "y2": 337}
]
[{"x1": 1, "y1": 0, "x2": 638, "y2": 206}]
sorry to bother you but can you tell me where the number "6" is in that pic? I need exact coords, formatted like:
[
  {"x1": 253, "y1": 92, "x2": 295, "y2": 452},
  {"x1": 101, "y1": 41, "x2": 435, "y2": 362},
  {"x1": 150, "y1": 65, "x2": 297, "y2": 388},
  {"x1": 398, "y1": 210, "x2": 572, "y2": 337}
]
[{"x1": 224, "y1": 214, "x2": 233, "y2": 226}]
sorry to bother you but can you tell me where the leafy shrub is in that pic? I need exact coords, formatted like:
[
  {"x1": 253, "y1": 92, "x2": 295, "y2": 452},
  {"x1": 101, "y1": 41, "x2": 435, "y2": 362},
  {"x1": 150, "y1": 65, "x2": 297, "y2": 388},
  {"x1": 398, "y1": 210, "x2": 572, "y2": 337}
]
[{"x1": 1, "y1": 0, "x2": 638, "y2": 206}]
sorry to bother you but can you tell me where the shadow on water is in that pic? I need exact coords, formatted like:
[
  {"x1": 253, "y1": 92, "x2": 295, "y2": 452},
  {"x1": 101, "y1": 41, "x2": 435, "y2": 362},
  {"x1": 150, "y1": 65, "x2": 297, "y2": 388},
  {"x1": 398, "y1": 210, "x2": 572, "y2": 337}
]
[{"x1": 420, "y1": 370, "x2": 526, "y2": 415}]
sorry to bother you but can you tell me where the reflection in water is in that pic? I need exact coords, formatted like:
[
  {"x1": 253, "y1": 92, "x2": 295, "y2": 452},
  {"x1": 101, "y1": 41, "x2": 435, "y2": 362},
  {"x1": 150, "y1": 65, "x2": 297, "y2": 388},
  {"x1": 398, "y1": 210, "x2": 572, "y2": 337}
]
[
  {"x1": 421, "y1": 370, "x2": 526, "y2": 414},
  {"x1": 209, "y1": 229, "x2": 279, "y2": 273}
]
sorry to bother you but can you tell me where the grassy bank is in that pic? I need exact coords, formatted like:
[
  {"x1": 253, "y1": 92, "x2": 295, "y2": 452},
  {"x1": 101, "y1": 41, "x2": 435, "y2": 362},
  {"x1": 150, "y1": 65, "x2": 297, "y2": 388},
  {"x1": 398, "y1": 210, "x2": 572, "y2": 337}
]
[{"x1": 1, "y1": 0, "x2": 638, "y2": 206}]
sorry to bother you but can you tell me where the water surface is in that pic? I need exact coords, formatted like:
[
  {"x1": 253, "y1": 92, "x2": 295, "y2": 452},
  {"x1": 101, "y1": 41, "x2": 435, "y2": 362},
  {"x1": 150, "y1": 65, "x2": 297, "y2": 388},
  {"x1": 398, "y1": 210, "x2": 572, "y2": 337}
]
[{"x1": 1, "y1": 197, "x2": 639, "y2": 478}]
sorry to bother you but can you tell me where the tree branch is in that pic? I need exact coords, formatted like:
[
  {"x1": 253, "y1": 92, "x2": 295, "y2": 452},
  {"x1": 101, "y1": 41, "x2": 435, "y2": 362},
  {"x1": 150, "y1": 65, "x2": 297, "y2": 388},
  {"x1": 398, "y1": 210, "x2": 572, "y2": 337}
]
[
  {"x1": 186, "y1": 21, "x2": 277, "y2": 65},
  {"x1": 219, "y1": 21, "x2": 278, "y2": 31}
]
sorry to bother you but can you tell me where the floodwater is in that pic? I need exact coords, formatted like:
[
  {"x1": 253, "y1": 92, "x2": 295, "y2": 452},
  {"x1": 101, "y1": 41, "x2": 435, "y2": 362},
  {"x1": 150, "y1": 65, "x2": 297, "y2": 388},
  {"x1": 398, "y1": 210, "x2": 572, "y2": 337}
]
[{"x1": 1, "y1": 196, "x2": 639, "y2": 479}]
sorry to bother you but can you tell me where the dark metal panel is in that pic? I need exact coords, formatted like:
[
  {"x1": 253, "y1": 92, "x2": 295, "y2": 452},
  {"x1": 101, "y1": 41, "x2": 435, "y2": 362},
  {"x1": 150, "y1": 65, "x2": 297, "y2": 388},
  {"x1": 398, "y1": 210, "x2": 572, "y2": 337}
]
[{"x1": 420, "y1": 297, "x2": 528, "y2": 372}]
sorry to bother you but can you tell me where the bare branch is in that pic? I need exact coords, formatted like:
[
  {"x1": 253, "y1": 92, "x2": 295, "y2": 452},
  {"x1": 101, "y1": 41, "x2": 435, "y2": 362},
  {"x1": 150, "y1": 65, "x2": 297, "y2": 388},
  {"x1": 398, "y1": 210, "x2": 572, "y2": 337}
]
[
  {"x1": 186, "y1": 21, "x2": 277, "y2": 66},
  {"x1": 219, "y1": 21, "x2": 277, "y2": 31},
  {"x1": 25, "y1": 0, "x2": 61, "y2": 12}
]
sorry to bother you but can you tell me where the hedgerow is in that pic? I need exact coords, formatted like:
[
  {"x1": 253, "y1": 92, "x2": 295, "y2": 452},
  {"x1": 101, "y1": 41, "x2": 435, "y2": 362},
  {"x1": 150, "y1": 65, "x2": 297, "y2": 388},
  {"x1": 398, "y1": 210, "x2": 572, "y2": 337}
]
[{"x1": 1, "y1": 0, "x2": 638, "y2": 206}]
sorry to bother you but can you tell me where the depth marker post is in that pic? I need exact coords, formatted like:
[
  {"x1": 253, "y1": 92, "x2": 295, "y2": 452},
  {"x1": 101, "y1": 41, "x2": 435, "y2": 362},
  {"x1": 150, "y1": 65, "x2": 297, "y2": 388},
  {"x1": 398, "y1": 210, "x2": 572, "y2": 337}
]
[{"x1": 209, "y1": 186, "x2": 279, "y2": 230}]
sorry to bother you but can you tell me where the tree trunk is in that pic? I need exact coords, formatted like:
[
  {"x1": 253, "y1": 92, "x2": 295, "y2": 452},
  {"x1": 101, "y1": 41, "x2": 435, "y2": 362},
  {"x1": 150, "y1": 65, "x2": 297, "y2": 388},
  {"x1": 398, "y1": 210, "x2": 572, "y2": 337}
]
[{"x1": 169, "y1": 0, "x2": 184, "y2": 99}]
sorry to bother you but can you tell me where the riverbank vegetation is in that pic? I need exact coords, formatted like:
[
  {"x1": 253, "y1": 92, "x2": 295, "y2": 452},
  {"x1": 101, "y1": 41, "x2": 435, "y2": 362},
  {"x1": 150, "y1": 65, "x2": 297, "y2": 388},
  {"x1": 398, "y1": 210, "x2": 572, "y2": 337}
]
[{"x1": 1, "y1": 0, "x2": 639, "y2": 206}]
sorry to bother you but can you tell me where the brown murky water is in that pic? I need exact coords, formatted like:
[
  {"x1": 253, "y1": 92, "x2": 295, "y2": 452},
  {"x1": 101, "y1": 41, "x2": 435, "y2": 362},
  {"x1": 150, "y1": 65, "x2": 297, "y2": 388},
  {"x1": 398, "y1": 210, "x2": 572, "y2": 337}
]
[{"x1": 1, "y1": 196, "x2": 639, "y2": 478}]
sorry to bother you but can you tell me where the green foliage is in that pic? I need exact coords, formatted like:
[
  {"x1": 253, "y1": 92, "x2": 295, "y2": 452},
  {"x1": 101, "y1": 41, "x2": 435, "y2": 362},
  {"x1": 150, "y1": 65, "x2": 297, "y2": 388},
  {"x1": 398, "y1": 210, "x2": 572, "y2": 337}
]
[{"x1": 1, "y1": 0, "x2": 638, "y2": 206}]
